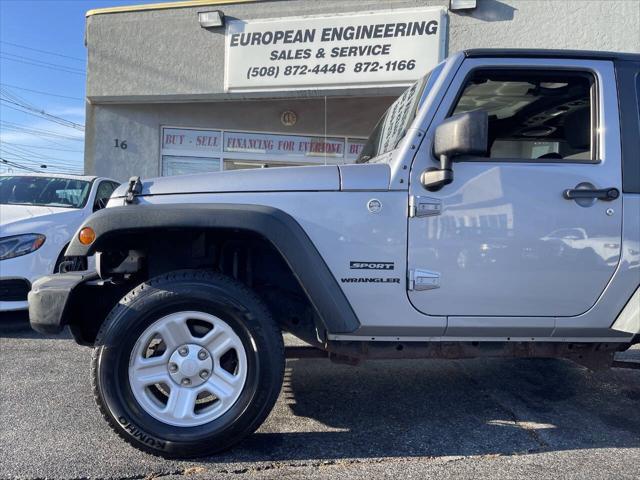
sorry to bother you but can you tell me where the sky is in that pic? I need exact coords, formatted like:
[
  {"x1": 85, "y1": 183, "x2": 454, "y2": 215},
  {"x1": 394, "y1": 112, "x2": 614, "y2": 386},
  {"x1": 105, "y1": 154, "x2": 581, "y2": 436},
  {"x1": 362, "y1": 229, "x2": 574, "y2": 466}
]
[{"x1": 0, "y1": 0, "x2": 156, "y2": 175}]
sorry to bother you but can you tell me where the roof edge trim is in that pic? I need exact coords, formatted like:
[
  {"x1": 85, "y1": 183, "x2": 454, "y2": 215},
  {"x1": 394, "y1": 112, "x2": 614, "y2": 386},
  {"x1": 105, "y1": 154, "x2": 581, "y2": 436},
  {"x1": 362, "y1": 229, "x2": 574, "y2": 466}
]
[
  {"x1": 464, "y1": 48, "x2": 640, "y2": 61},
  {"x1": 86, "y1": 0, "x2": 256, "y2": 17}
]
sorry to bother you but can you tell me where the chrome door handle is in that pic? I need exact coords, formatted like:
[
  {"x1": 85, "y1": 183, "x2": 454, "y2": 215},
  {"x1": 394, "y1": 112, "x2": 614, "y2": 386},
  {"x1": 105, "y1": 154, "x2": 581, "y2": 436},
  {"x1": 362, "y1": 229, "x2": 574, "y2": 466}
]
[{"x1": 563, "y1": 187, "x2": 619, "y2": 201}]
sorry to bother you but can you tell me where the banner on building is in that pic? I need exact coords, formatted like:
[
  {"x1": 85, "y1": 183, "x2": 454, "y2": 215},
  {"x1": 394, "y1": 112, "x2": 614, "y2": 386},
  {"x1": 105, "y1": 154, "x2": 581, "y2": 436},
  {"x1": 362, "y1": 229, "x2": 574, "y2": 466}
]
[
  {"x1": 162, "y1": 127, "x2": 367, "y2": 163},
  {"x1": 224, "y1": 7, "x2": 447, "y2": 92}
]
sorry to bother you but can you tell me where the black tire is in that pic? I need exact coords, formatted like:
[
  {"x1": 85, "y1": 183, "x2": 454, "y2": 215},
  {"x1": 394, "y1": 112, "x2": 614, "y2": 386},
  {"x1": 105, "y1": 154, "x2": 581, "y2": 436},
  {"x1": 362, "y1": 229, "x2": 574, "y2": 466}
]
[{"x1": 91, "y1": 269, "x2": 284, "y2": 458}]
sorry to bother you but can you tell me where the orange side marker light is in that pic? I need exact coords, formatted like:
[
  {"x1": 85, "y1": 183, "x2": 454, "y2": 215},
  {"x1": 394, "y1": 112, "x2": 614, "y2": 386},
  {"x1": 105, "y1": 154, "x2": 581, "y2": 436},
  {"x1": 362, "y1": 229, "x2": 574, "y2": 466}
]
[{"x1": 78, "y1": 227, "x2": 96, "y2": 245}]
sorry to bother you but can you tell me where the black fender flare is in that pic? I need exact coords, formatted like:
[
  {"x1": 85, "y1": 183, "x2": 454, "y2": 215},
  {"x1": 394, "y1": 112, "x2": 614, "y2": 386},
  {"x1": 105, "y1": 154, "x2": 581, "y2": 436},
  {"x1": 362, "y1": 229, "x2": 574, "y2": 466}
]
[{"x1": 66, "y1": 203, "x2": 360, "y2": 334}]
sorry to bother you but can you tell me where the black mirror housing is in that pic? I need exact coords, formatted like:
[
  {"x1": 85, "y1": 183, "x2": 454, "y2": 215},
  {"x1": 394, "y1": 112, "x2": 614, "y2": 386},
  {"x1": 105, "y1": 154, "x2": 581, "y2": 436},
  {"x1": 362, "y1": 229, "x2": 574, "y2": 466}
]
[
  {"x1": 433, "y1": 110, "x2": 489, "y2": 159},
  {"x1": 422, "y1": 110, "x2": 489, "y2": 191}
]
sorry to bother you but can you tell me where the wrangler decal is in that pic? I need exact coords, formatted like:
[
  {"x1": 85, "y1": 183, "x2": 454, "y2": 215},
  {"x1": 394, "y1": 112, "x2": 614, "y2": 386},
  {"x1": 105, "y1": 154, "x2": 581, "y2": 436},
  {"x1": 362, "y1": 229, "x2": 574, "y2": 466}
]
[{"x1": 341, "y1": 277, "x2": 401, "y2": 283}]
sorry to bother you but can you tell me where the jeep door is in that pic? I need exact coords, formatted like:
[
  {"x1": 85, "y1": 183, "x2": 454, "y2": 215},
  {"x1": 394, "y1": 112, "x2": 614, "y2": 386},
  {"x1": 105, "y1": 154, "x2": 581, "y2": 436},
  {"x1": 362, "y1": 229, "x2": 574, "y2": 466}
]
[{"x1": 407, "y1": 57, "x2": 623, "y2": 333}]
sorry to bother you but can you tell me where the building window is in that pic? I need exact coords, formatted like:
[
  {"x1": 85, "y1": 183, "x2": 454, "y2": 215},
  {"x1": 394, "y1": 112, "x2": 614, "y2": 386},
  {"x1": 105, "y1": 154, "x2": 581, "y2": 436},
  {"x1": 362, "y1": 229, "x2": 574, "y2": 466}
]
[
  {"x1": 162, "y1": 156, "x2": 221, "y2": 176},
  {"x1": 160, "y1": 127, "x2": 366, "y2": 176}
]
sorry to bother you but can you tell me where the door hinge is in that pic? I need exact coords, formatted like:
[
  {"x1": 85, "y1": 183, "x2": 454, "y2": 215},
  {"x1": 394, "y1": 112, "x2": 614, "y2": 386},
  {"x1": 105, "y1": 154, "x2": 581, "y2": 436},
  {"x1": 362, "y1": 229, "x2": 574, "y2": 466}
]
[
  {"x1": 409, "y1": 195, "x2": 442, "y2": 218},
  {"x1": 408, "y1": 269, "x2": 441, "y2": 291}
]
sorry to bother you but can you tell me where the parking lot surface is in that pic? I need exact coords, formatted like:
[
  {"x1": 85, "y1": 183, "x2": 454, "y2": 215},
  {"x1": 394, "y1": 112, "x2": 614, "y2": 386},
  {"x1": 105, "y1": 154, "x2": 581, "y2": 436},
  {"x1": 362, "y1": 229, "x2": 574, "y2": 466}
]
[{"x1": 1, "y1": 316, "x2": 639, "y2": 479}]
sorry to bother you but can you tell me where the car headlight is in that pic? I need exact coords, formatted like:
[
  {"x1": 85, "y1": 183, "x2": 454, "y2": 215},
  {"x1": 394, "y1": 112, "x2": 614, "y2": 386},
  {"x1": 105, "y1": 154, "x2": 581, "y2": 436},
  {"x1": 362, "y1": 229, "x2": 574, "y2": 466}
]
[{"x1": 0, "y1": 234, "x2": 46, "y2": 261}]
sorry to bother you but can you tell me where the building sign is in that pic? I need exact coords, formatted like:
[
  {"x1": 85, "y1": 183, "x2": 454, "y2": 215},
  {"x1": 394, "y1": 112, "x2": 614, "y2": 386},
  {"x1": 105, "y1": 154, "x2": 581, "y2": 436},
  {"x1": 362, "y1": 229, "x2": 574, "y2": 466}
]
[
  {"x1": 346, "y1": 139, "x2": 365, "y2": 162},
  {"x1": 161, "y1": 127, "x2": 367, "y2": 175},
  {"x1": 224, "y1": 131, "x2": 344, "y2": 158},
  {"x1": 162, "y1": 128, "x2": 222, "y2": 152},
  {"x1": 224, "y1": 7, "x2": 447, "y2": 92}
]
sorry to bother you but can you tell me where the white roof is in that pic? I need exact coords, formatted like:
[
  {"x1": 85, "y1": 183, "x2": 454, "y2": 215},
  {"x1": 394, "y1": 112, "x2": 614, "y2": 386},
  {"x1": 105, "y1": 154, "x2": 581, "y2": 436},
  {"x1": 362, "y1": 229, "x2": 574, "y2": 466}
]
[{"x1": 0, "y1": 172, "x2": 99, "y2": 181}]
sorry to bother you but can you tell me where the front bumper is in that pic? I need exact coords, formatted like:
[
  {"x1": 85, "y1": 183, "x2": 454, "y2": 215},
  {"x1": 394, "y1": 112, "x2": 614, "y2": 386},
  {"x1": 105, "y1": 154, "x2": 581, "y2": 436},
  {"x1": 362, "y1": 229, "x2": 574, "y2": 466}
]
[
  {"x1": 0, "y1": 278, "x2": 31, "y2": 312},
  {"x1": 0, "y1": 300, "x2": 28, "y2": 312},
  {"x1": 0, "y1": 250, "x2": 51, "y2": 312},
  {"x1": 28, "y1": 272, "x2": 98, "y2": 334}
]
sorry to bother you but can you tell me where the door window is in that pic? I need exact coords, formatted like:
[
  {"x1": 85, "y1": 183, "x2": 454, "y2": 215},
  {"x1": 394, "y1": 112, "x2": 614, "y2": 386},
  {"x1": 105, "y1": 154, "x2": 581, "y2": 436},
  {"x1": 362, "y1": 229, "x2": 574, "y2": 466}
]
[
  {"x1": 451, "y1": 70, "x2": 596, "y2": 162},
  {"x1": 93, "y1": 181, "x2": 119, "y2": 211}
]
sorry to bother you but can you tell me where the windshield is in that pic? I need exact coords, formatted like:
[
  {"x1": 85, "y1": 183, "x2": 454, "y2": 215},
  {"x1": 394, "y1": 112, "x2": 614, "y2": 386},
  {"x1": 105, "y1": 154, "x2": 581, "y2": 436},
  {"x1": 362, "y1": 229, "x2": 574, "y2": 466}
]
[
  {"x1": 357, "y1": 74, "x2": 429, "y2": 163},
  {"x1": 0, "y1": 176, "x2": 91, "y2": 209},
  {"x1": 358, "y1": 62, "x2": 445, "y2": 163}
]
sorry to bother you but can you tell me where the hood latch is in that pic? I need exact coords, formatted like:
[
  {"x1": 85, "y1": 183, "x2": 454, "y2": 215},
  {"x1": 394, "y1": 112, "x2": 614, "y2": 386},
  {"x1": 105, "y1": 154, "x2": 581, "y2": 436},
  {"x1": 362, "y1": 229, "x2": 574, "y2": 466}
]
[{"x1": 125, "y1": 176, "x2": 143, "y2": 204}]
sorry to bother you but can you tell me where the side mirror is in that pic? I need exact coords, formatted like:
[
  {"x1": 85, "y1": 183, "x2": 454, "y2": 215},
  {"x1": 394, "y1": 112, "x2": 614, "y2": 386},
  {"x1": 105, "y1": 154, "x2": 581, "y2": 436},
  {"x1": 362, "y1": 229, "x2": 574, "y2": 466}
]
[{"x1": 421, "y1": 110, "x2": 489, "y2": 191}]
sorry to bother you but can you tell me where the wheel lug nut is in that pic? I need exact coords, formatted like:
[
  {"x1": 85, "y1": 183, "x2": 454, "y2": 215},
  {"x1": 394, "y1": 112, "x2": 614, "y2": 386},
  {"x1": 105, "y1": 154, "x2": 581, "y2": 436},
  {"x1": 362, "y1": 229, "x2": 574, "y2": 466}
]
[
  {"x1": 198, "y1": 349, "x2": 208, "y2": 360},
  {"x1": 199, "y1": 370, "x2": 209, "y2": 379},
  {"x1": 181, "y1": 378, "x2": 191, "y2": 386},
  {"x1": 178, "y1": 346, "x2": 189, "y2": 357},
  {"x1": 168, "y1": 363, "x2": 178, "y2": 373}
]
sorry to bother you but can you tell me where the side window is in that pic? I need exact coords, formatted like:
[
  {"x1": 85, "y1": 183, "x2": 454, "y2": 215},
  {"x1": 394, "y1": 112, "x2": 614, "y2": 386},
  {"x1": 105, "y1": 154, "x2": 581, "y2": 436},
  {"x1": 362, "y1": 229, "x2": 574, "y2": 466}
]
[
  {"x1": 451, "y1": 69, "x2": 596, "y2": 162},
  {"x1": 93, "y1": 181, "x2": 118, "y2": 211}
]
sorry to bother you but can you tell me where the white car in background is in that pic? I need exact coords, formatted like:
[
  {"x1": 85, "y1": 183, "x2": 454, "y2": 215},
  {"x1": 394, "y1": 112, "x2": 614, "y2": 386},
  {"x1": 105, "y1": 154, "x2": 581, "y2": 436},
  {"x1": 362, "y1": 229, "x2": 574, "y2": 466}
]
[{"x1": 0, "y1": 174, "x2": 120, "y2": 312}]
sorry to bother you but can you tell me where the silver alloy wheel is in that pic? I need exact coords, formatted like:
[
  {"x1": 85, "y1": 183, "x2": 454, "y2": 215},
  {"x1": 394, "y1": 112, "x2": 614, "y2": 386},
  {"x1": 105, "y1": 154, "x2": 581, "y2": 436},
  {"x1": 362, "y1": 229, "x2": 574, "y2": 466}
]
[{"x1": 128, "y1": 311, "x2": 248, "y2": 427}]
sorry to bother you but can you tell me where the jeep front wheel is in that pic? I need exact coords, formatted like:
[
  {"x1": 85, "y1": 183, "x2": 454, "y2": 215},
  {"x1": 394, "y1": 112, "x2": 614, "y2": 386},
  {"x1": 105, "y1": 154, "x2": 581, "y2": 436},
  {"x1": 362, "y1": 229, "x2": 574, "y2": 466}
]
[{"x1": 91, "y1": 270, "x2": 284, "y2": 458}]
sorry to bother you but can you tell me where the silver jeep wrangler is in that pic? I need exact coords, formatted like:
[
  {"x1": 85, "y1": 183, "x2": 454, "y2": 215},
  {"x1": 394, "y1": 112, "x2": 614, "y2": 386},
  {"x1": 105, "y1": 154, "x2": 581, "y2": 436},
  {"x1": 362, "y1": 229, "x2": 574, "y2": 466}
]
[{"x1": 29, "y1": 49, "x2": 640, "y2": 458}]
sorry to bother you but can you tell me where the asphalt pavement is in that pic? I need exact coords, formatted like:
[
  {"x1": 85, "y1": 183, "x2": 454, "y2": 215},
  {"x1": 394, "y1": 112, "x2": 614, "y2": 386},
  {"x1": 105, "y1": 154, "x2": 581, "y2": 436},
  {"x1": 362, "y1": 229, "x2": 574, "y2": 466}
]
[{"x1": 1, "y1": 314, "x2": 639, "y2": 479}]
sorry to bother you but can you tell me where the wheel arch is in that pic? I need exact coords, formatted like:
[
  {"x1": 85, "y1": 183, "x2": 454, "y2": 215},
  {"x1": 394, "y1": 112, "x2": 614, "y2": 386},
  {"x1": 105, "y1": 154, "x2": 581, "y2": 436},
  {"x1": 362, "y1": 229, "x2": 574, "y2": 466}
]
[
  {"x1": 66, "y1": 203, "x2": 360, "y2": 338},
  {"x1": 53, "y1": 242, "x2": 70, "y2": 273}
]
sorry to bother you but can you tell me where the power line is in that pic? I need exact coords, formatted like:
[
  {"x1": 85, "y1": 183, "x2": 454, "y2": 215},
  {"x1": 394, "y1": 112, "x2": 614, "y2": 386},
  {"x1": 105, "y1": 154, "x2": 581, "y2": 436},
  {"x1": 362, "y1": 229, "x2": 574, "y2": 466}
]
[
  {"x1": 1, "y1": 102, "x2": 85, "y2": 131},
  {"x1": 0, "y1": 120, "x2": 84, "y2": 142},
  {"x1": 0, "y1": 141, "x2": 83, "y2": 153},
  {"x1": 0, "y1": 140, "x2": 84, "y2": 172},
  {"x1": 0, "y1": 145, "x2": 41, "y2": 163},
  {"x1": 0, "y1": 86, "x2": 38, "y2": 110},
  {"x1": 0, "y1": 143, "x2": 81, "y2": 165},
  {"x1": 0, "y1": 83, "x2": 84, "y2": 101},
  {"x1": 0, "y1": 129, "x2": 77, "y2": 148},
  {"x1": 0, "y1": 139, "x2": 82, "y2": 162},
  {"x1": 0, "y1": 145, "x2": 59, "y2": 167},
  {"x1": 0, "y1": 91, "x2": 86, "y2": 156},
  {"x1": 0, "y1": 151, "x2": 82, "y2": 174},
  {"x1": 0, "y1": 123, "x2": 82, "y2": 147},
  {"x1": 1, "y1": 99, "x2": 85, "y2": 131},
  {"x1": 0, "y1": 143, "x2": 82, "y2": 167},
  {"x1": 1, "y1": 160, "x2": 41, "y2": 173},
  {"x1": 1, "y1": 156, "x2": 82, "y2": 174},
  {"x1": 0, "y1": 157, "x2": 41, "y2": 173},
  {"x1": 0, "y1": 52, "x2": 85, "y2": 73},
  {"x1": 0, "y1": 157, "x2": 82, "y2": 174},
  {"x1": 1, "y1": 121, "x2": 84, "y2": 141},
  {"x1": 0, "y1": 40, "x2": 85, "y2": 62},
  {"x1": 0, "y1": 53, "x2": 85, "y2": 76}
]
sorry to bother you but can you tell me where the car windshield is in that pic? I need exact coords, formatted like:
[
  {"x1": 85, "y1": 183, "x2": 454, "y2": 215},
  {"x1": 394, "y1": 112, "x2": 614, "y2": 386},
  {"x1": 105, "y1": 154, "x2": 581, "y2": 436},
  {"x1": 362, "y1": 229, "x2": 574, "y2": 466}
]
[
  {"x1": 357, "y1": 69, "x2": 434, "y2": 163},
  {"x1": 356, "y1": 60, "x2": 446, "y2": 163},
  {"x1": 0, "y1": 176, "x2": 91, "y2": 209}
]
